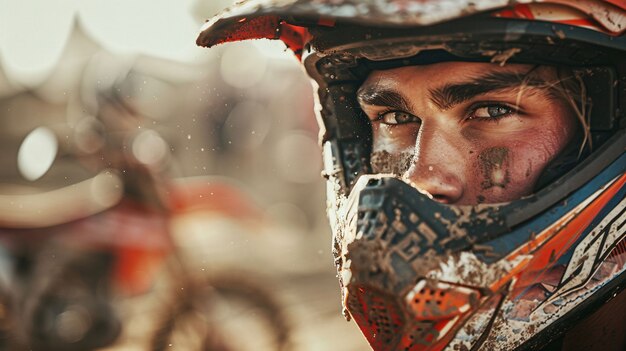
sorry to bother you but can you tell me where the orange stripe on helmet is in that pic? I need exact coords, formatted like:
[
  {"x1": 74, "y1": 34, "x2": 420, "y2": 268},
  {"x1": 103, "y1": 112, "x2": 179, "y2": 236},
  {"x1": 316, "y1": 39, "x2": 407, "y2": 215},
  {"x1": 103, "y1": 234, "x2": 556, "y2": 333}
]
[
  {"x1": 514, "y1": 4, "x2": 536, "y2": 19},
  {"x1": 558, "y1": 18, "x2": 598, "y2": 26},
  {"x1": 495, "y1": 2, "x2": 626, "y2": 35},
  {"x1": 278, "y1": 22, "x2": 312, "y2": 60},
  {"x1": 507, "y1": 174, "x2": 626, "y2": 291},
  {"x1": 526, "y1": 175, "x2": 625, "y2": 270},
  {"x1": 607, "y1": 0, "x2": 626, "y2": 10}
]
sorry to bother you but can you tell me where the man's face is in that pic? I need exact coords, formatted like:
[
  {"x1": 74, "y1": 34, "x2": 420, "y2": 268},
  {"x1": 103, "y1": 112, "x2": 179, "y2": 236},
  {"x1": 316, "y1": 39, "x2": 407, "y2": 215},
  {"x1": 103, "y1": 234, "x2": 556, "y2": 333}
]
[{"x1": 358, "y1": 62, "x2": 578, "y2": 205}]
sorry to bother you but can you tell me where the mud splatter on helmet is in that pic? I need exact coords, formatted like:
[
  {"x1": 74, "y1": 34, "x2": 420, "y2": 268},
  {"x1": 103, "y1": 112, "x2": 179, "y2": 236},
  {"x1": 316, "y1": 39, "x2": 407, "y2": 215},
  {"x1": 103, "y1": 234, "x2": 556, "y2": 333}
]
[{"x1": 197, "y1": 1, "x2": 626, "y2": 350}]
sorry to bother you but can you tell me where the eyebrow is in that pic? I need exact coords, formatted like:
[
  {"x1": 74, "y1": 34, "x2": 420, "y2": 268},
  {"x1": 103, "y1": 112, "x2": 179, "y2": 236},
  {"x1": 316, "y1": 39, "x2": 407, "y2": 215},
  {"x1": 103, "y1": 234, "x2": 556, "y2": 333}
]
[
  {"x1": 357, "y1": 85, "x2": 414, "y2": 114},
  {"x1": 429, "y1": 71, "x2": 546, "y2": 110},
  {"x1": 357, "y1": 70, "x2": 549, "y2": 112}
]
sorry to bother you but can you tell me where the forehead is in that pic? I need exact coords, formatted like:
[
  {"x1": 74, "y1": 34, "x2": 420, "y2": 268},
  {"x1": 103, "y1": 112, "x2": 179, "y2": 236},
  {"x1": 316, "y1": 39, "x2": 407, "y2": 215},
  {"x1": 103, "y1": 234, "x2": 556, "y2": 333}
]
[{"x1": 362, "y1": 62, "x2": 537, "y2": 88}]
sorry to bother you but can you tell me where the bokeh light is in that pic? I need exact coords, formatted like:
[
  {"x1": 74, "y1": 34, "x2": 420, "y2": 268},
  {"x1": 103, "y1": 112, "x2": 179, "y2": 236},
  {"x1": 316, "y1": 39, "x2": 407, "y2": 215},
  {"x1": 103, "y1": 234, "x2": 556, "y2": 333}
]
[
  {"x1": 17, "y1": 127, "x2": 58, "y2": 181},
  {"x1": 132, "y1": 129, "x2": 169, "y2": 166}
]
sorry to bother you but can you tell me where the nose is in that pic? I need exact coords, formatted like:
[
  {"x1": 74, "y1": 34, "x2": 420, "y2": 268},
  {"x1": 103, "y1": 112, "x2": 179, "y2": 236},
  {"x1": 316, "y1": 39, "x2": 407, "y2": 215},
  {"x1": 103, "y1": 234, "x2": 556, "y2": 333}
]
[{"x1": 403, "y1": 124, "x2": 464, "y2": 204}]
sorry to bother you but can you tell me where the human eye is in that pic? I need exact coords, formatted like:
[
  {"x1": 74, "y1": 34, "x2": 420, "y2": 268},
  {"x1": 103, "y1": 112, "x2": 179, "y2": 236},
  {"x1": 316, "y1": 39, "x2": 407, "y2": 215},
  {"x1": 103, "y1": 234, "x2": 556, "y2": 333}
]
[
  {"x1": 378, "y1": 110, "x2": 420, "y2": 125},
  {"x1": 468, "y1": 103, "x2": 516, "y2": 121}
]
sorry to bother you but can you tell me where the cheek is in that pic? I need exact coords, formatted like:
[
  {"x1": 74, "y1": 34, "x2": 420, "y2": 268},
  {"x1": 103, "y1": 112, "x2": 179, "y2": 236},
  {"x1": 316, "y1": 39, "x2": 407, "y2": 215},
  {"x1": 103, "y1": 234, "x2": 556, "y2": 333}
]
[
  {"x1": 371, "y1": 124, "x2": 420, "y2": 174},
  {"x1": 370, "y1": 150, "x2": 414, "y2": 174},
  {"x1": 509, "y1": 126, "x2": 572, "y2": 181},
  {"x1": 467, "y1": 146, "x2": 531, "y2": 203},
  {"x1": 468, "y1": 129, "x2": 570, "y2": 202},
  {"x1": 509, "y1": 102, "x2": 579, "y2": 185},
  {"x1": 476, "y1": 147, "x2": 511, "y2": 190}
]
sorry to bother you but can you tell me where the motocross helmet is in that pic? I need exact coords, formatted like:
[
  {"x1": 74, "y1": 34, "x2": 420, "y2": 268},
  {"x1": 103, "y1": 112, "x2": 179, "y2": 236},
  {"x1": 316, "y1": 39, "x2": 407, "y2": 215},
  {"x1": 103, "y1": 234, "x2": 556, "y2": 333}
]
[{"x1": 198, "y1": 1, "x2": 626, "y2": 350}]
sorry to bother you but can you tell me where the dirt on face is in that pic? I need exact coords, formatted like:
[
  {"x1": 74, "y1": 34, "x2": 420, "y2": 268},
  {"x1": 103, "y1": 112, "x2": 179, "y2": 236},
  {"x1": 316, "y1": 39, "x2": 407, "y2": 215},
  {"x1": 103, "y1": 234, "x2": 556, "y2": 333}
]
[
  {"x1": 370, "y1": 150, "x2": 414, "y2": 175},
  {"x1": 478, "y1": 147, "x2": 510, "y2": 190}
]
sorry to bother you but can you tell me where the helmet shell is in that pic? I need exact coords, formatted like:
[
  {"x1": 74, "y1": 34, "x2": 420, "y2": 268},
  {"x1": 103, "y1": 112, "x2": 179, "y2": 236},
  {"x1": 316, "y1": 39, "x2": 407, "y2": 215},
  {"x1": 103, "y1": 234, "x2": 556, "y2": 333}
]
[{"x1": 197, "y1": 0, "x2": 626, "y2": 51}]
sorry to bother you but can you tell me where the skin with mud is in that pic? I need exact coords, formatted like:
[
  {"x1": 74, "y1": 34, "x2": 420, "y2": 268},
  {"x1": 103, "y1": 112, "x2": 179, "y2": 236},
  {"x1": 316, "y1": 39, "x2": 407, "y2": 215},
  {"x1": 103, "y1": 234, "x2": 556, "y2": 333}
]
[{"x1": 478, "y1": 147, "x2": 510, "y2": 191}]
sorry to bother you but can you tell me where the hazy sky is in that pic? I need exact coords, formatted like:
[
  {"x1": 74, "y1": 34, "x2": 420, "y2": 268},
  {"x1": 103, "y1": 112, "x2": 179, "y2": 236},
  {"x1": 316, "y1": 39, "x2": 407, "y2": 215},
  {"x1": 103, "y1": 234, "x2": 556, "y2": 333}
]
[{"x1": 0, "y1": 0, "x2": 225, "y2": 86}]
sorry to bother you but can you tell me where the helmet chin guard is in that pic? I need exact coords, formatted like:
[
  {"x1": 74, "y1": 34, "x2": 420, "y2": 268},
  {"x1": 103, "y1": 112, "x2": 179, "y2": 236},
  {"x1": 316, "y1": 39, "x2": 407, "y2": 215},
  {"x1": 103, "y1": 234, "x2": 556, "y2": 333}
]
[{"x1": 329, "y1": 153, "x2": 625, "y2": 350}]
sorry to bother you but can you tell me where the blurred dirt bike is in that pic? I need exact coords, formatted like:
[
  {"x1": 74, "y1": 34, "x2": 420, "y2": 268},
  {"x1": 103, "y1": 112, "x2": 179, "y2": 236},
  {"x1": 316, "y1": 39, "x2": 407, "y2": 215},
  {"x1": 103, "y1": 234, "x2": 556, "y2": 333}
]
[{"x1": 0, "y1": 87, "x2": 291, "y2": 351}]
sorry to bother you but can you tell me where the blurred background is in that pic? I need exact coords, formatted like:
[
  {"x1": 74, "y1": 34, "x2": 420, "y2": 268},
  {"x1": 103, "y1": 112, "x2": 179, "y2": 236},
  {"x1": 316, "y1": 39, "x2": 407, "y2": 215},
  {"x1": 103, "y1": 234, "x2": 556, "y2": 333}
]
[{"x1": 0, "y1": 0, "x2": 369, "y2": 350}]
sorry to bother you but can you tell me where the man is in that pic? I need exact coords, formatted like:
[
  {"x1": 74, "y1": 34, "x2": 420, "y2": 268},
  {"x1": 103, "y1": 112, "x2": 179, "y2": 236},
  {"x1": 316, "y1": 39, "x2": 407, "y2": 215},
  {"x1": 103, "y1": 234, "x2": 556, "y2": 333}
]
[{"x1": 197, "y1": 1, "x2": 625, "y2": 350}]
